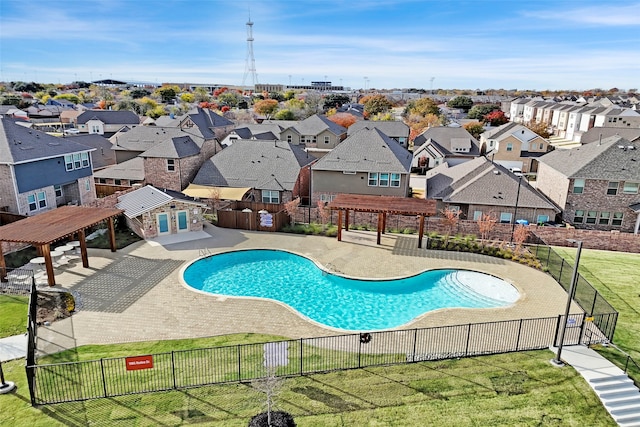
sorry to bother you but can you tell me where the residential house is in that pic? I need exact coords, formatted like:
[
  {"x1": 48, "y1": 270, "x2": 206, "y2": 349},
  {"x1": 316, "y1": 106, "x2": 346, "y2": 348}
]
[
  {"x1": 116, "y1": 185, "x2": 207, "y2": 239},
  {"x1": 64, "y1": 134, "x2": 117, "y2": 170},
  {"x1": 139, "y1": 135, "x2": 203, "y2": 192},
  {"x1": 411, "y1": 127, "x2": 481, "y2": 171},
  {"x1": 191, "y1": 139, "x2": 314, "y2": 204},
  {"x1": 75, "y1": 110, "x2": 140, "y2": 136},
  {"x1": 280, "y1": 114, "x2": 347, "y2": 157},
  {"x1": 580, "y1": 127, "x2": 640, "y2": 145},
  {"x1": 536, "y1": 136, "x2": 640, "y2": 233},
  {"x1": 425, "y1": 157, "x2": 559, "y2": 224},
  {"x1": 178, "y1": 107, "x2": 235, "y2": 143},
  {"x1": 0, "y1": 116, "x2": 96, "y2": 215},
  {"x1": 347, "y1": 121, "x2": 410, "y2": 149},
  {"x1": 594, "y1": 107, "x2": 640, "y2": 129},
  {"x1": 93, "y1": 157, "x2": 145, "y2": 188},
  {"x1": 220, "y1": 123, "x2": 286, "y2": 147},
  {"x1": 311, "y1": 127, "x2": 412, "y2": 203},
  {"x1": 508, "y1": 98, "x2": 529, "y2": 122},
  {"x1": 480, "y1": 122, "x2": 551, "y2": 173}
]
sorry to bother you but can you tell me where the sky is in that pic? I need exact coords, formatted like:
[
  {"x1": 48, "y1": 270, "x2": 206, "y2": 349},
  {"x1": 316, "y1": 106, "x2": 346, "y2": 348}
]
[{"x1": 1, "y1": 0, "x2": 639, "y2": 91}]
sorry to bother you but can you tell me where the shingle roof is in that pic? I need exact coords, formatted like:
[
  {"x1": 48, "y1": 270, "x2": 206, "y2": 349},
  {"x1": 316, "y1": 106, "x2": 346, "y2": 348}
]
[
  {"x1": 413, "y1": 127, "x2": 480, "y2": 157},
  {"x1": 0, "y1": 116, "x2": 94, "y2": 164},
  {"x1": 293, "y1": 114, "x2": 346, "y2": 136},
  {"x1": 538, "y1": 136, "x2": 639, "y2": 180},
  {"x1": 426, "y1": 157, "x2": 559, "y2": 211},
  {"x1": 110, "y1": 126, "x2": 205, "y2": 152},
  {"x1": 140, "y1": 135, "x2": 201, "y2": 159},
  {"x1": 65, "y1": 133, "x2": 117, "y2": 170},
  {"x1": 312, "y1": 128, "x2": 412, "y2": 173},
  {"x1": 77, "y1": 110, "x2": 140, "y2": 125},
  {"x1": 93, "y1": 157, "x2": 145, "y2": 181},
  {"x1": 347, "y1": 120, "x2": 410, "y2": 138},
  {"x1": 192, "y1": 139, "x2": 314, "y2": 191},
  {"x1": 183, "y1": 107, "x2": 234, "y2": 139},
  {"x1": 580, "y1": 127, "x2": 640, "y2": 144}
]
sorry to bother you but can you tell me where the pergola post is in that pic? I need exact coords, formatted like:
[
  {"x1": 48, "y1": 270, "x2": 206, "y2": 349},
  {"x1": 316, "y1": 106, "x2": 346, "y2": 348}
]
[
  {"x1": 78, "y1": 229, "x2": 89, "y2": 268},
  {"x1": 0, "y1": 244, "x2": 6, "y2": 283},
  {"x1": 418, "y1": 215, "x2": 425, "y2": 248},
  {"x1": 376, "y1": 213, "x2": 382, "y2": 245},
  {"x1": 107, "y1": 217, "x2": 117, "y2": 252},
  {"x1": 40, "y1": 244, "x2": 55, "y2": 286},
  {"x1": 337, "y1": 210, "x2": 343, "y2": 241},
  {"x1": 382, "y1": 213, "x2": 387, "y2": 234},
  {"x1": 344, "y1": 210, "x2": 350, "y2": 231}
]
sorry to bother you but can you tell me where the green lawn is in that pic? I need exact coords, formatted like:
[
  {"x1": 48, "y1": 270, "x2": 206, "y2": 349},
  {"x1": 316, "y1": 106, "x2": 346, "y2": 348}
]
[
  {"x1": 0, "y1": 350, "x2": 616, "y2": 426},
  {"x1": 0, "y1": 294, "x2": 29, "y2": 337}
]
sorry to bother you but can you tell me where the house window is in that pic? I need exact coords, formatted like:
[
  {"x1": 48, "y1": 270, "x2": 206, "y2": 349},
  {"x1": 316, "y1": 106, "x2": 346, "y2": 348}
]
[
  {"x1": 623, "y1": 182, "x2": 639, "y2": 194},
  {"x1": 73, "y1": 153, "x2": 82, "y2": 169},
  {"x1": 506, "y1": 143, "x2": 513, "y2": 152},
  {"x1": 574, "y1": 210, "x2": 584, "y2": 223},
  {"x1": 324, "y1": 136, "x2": 330, "y2": 144},
  {"x1": 98, "y1": 178, "x2": 106, "y2": 184},
  {"x1": 572, "y1": 179, "x2": 585, "y2": 194},
  {"x1": 167, "y1": 159, "x2": 175, "y2": 171},
  {"x1": 537, "y1": 215, "x2": 549, "y2": 224},
  {"x1": 539, "y1": 143, "x2": 544, "y2": 150},
  {"x1": 54, "y1": 185, "x2": 63, "y2": 198},
  {"x1": 261, "y1": 190, "x2": 279, "y2": 204},
  {"x1": 585, "y1": 211, "x2": 597, "y2": 224},
  {"x1": 312, "y1": 136, "x2": 317, "y2": 144},
  {"x1": 607, "y1": 181, "x2": 619, "y2": 195},
  {"x1": 390, "y1": 173, "x2": 401, "y2": 187},
  {"x1": 37, "y1": 191, "x2": 46, "y2": 208},
  {"x1": 114, "y1": 179, "x2": 122, "y2": 186},
  {"x1": 500, "y1": 212, "x2": 512, "y2": 223},
  {"x1": 287, "y1": 135, "x2": 292, "y2": 143},
  {"x1": 65, "y1": 155, "x2": 73, "y2": 171},
  {"x1": 81, "y1": 152, "x2": 89, "y2": 168},
  {"x1": 598, "y1": 212, "x2": 610, "y2": 225},
  {"x1": 368, "y1": 172, "x2": 378, "y2": 186},
  {"x1": 379, "y1": 173, "x2": 389, "y2": 187},
  {"x1": 27, "y1": 194, "x2": 37, "y2": 211},
  {"x1": 612, "y1": 212, "x2": 623, "y2": 226},
  {"x1": 473, "y1": 211, "x2": 482, "y2": 221},
  {"x1": 85, "y1": 179, "x2": 90, "y2": 191}
]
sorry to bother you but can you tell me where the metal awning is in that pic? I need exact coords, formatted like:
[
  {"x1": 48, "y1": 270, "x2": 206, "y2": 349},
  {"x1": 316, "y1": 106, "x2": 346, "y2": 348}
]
[{"x1": 183, "y1": 184, "x2": 251, "y2": 201}]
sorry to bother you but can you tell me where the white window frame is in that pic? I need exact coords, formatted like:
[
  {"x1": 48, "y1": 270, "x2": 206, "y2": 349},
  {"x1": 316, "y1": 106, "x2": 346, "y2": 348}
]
[
  {"x1": 64, "y1": 155, "x2": 74, "y2": 171},
  {"x1": 261, "y1": 190, "x2": 280, "y2": 204},
  {"x1": 81, "y1": 152, "x2": 90, "y2": 168},
  {"x1": 574, "y1": 210, "x2": 584, "y2": 223},
  {"x1": 368, "y1": 172, "x2": 378, "y2": 186},
  {"x1": 85, "y1": 179, "x2": 90, "y2": 191},
  {"x1": 324, "y1": 136, "x2": 330, "y2": 144},
  {"x1": 167, "y1": 159, "x2": 175, "y2": 172},
  {"x1": 500, "y1": 212, "x2": 512, "y2": 223},
  {"x1": 572, "y1": 179, "x2": 585, "y2": 194},
  {"x1": 607, "y1": 181, "x2": 619, "y2": 195},
  {"x1": 506, "y1": 143, "x2": 513, "y2": 152},
  {"x1": 623, "y1": 182, "x2": 639, "y2": 194},
  {"x1": 27, "y1": 194, "x2": 37, "y2": 211},
  {"x1": 473, "y1": 210, "x2": 482, "y2": 221},
  {"x1": 379, "y1": 173, "x2": 390, "y2": 187},
  {"x1": 54, "y1": 185, "x2": 63, "y2": 198},
  {"x1": 37, "y1": 191, "x2": 46, "y2": 209},
  {"x1": 598, "y1": 211, "x2": 610, "y2": 225},
  {"x1": 536, "y1": 214, "x2": 549, "y2": 224},
  {"x1": 390, "y1": 173, "x2": 401, "y2": 187},
  {"x1": 585, "y1": 210, "x2": 597, "y2": 224},
  {"x1": 612, "y1": 212, "x2": 623, "y2": 226}
]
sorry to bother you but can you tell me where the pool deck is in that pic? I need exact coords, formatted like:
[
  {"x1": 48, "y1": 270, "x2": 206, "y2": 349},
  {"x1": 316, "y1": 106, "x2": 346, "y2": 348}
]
[{"x1": 36, "y1": 225, "x2": 578, "y2": 356}]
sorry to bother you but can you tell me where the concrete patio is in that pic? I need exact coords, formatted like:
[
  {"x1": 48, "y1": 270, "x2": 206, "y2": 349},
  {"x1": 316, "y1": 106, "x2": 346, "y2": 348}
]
[{"x1": 35, "y1": 224, "x2": 576, "y2": 357}]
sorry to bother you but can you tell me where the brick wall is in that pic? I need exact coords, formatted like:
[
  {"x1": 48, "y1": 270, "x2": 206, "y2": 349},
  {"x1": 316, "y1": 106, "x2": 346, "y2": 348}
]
[{"x1": 143, "y1": 155, "x2": 201, "y2": 192}]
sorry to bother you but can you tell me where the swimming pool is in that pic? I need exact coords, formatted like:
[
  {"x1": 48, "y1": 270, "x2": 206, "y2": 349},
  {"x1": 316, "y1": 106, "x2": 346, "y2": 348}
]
[{"x1": 182, "y1": 249, "x2": 520, "y2": 331}]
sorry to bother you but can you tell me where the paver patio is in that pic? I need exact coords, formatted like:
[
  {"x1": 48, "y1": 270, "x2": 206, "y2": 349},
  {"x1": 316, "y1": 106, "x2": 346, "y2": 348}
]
[{"x1": 36, "y1": 225, "x2": 576, "y2": 356}]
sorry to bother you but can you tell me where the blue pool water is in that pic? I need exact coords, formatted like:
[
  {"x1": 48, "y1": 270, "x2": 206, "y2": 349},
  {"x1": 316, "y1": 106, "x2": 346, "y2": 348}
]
[{"x1": 182, "y1": 249, "x2": 519, "y2": 331}]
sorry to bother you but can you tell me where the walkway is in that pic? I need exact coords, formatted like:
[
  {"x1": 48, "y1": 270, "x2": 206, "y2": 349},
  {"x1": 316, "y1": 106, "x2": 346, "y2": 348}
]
[
  {"x1": 0, "y1": 334, "x2": 27, "y2": 362},
  {"x1": 554, "y1": 345, "x2": 640, "y2": 427},
  {"x1": 34, "y1": 225, "x2": 577, "y2": 355}
]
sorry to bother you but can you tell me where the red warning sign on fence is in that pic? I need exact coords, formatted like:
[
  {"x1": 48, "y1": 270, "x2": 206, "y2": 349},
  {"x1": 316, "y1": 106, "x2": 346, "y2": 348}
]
[{"x1": 125, "y1": 355, "x2": 154, "y2": 371}]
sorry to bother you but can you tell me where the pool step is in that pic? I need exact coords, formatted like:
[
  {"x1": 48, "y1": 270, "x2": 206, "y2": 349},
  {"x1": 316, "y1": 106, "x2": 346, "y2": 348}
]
[{"x1": 439, "y1": 272, "x2": 503, "y2": 307}]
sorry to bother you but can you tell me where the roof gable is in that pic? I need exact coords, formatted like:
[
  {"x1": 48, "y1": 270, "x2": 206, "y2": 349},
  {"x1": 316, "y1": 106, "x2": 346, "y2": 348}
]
[
  {"x1": 77, "y1": 110, "x2": 140, "y2": 125},
  {"x1": 294, "y1": 114, "x2": 346, "y2": 136},
  {"x1": 116, "y1": 185, "x2": 173, "y2": 218}
]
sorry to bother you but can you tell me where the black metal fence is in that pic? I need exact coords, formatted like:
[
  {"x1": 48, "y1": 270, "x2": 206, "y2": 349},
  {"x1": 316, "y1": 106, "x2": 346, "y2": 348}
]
[
  {"x1": 28, "y1": 311, "x2": 616, "y2": 405},
  {"x1": 26, "y1": 280, "x2": 38, "y2": 405},
  {"x1": 528, "y1": 244, "x2": 619, "y2": 338},
  {"x1": 0, "y1": 267, "x2": 35, "y2": 295}
]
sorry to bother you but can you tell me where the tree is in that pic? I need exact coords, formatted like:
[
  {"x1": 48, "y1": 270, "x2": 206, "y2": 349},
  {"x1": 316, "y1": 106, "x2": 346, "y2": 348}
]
[
  {"x1": 317, "y1": 200, "x2": 331, "y2": 230},
  {"x1": 441, "y1": 207, "x2": 461, "y2": 242},
  {"x1": 467, "y1": 104, "x2": 501, "y2": 120},
  {"x1": 54, "y1": 93, "x2": 80, "y2": 104},
  {"x1": 406, "y1": 113, "x2": 442, "y2": 140},
  {"x1": 360, "y1": 94, "x2": 392, "y2": 115},
  {"x1": 254, "y1": 99, "x2": 279, "y2": 118},
  {"x1": 0, "y1": 94, "x2": 21, "y2": 106},
  {"x1": 147, "y1": 105, "x2": 166, "y2": 119},
  {"x1": 283, "y1": 197, "x2": 300, "y2": 225},
  {"x1": 193, "y1": 87, "x2": 211, "y2": 103},
  {"x1": 463, "y1": 121, "x2": 485, "y2": 139},
  {"x1": 322, "y1": 93, "x2": 350, "y2": 110},
  {"x1": 484, "y1": 110, "x2": 508, "y2": 126},
  {"x1": 155, "y1": 86, "x2": 178, "y2": 103},
  {"x1": 477, "y1": 213, "x2": 497, "y2": 243},
  {"x1": 404, "y1": 97, "x2": 440, "y2": 117},
  {"x1": 525, "y1": 120, "x2": 551, "y2": 138},
  {"x1": 180, "y1": 93, "x2": 195, "y2": 103},
  {"x1": 130, "y1": 88, "x2": 150, "y2": 99},
  {"x1": 217, "y1": 91, "x2": 241, "y2": 108},
  {"x1": 327, "y1": 112, "x2": 357, "y2": 128},
  {"x1": 371, "y1": 112, "x2": 394, "y2": 121},
  {"x1": 447, "y1": 96, "x2": 473, "y2": 112},
  {"x1": 512, "y1": 224, "x2": 530, "y2": 253},
  {"x1": 273, "y1": 109, "x2": 295, "y2": 120}
]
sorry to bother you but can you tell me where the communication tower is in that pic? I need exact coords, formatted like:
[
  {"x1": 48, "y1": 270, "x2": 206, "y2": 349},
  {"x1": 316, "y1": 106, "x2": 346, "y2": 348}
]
[{"x1": 242, "y1": 14, "x2": 258, "y2": 87}]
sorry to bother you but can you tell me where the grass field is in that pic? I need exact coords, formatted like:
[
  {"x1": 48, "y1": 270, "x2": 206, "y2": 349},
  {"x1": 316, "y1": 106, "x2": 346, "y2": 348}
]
[
  {"x1": 0, "y1": 294, "x2": 28, "y2": 337},
  {"x1": 1, "y1": 246, "x2": 637, "y2": 426}
]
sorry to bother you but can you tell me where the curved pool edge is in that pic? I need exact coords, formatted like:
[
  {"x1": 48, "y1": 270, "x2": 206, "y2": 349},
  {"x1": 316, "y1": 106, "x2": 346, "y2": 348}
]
[{"x1": 178, "y1": 248, "x2": 523, "y2": 333}]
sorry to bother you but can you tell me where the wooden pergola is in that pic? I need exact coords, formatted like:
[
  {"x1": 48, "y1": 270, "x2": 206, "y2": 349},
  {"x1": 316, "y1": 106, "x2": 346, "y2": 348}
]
[
  {"x1": 0, "y1": 206, "x2": 123, "y2": 286},
  {"x1": 327, "y1": 194, "x2": 437, "y2": 248}
]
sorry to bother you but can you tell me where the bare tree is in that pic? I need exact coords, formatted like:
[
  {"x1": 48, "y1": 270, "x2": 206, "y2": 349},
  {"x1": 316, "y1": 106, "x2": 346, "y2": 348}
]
[
  {"x1": 208, "y1": 187, "x2": 221, "y2": 221},
  {"x1": 251, "y1": 366, "x2": 284, "y2": 427},
  {"x1": 317, "y1": 200, "x2": 330, "y2": 231},
  {"x1": 477, "y1": 212, "x2": 497, "y2": 243},
  {"x1": 512, "y1": 224, "x2": 530, "y2": 254},
  {"x1": 283, "y1": 197, "x2": 300, "y2": 226},
  {"x1": 440, "y1": 207, "x2": 461, "y2": 242}
]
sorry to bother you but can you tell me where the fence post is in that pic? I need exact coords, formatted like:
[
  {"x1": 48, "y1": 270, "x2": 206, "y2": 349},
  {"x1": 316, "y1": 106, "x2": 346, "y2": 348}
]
[
  {"x1": 465, "y1": 324, "x2": 472, "y2": 356},
  {"x1": 578, "y1": 313, "x2": 587, "y2": 345},
  {"x1": 558, "y1": 260, "x2": 564, "y2": 283},
  {"x1": 299, "y1": 338, "x2": 303, "y2": 375},
  {"x1": 546, "y1": 246, "x2": 551, "y2": 266},
  {"x1": 358, "y1": 335, "x2": 362, "y2": 368},
  {"x1": 171, "y1": 351, "x2": 177, "y2": 389},
  {"x1": 25, "y1": 365, "x2": 36, "y2": 406},
  {"x1": 237, "y1": 345, "x2": 242, "y2": 382},
  {"x1": 100, "y1": 359, "x2": 108, "y2": 397},
  {"x1": 553, "y1": 315, "x2": 562, "y2": 347},
  {"x1": 515, "y1": 319, "x2": 523, "y2": 351},
  {"x1": 412, "y1": 329, "x2": 418, "y2": 362},
  {"x1": 590, "y1": 291, "x2": 598, "y2": 316}
]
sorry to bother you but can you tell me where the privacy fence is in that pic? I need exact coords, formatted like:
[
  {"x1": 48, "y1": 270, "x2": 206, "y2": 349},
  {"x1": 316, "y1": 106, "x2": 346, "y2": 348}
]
[{"x1": 23, "y1": 242, "x2": 619, "y2": 405}]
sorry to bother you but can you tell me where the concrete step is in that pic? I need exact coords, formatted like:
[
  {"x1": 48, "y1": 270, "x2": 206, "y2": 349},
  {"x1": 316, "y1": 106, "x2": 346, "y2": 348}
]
[
  {"x1": 607, "y1": 396, "x2": 640, "y2": 408},
  {"x1": 590, "y1": 374, "x2": 631, "y2": 384},
  {"x1": 616, "y1": 414, "x2": 640, "y2": 426},
  {"x1": 600, "y1": 388, "x2": 640, "y2": 400},
  {"x1": 611, "y1": 404, "x2": 640, "y2": 417},
  {"x1": 594, "y1": 379, "x2": 636, "y2": 391}
]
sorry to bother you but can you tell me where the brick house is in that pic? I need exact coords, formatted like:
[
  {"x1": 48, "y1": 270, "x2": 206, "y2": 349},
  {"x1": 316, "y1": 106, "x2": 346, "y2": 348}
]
[
  {"x1": 426, "y1": 156, "x2": 559, "y2": 225},
  {"x1": 479, "y1": 122, "x2": 551, "y2": 174},
  {"x1": 140, "y1": 135, "x2": 203, "y2": 192},
  {"x1": 536, "y1": 136, "x2": 640, "y2": 233}
]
